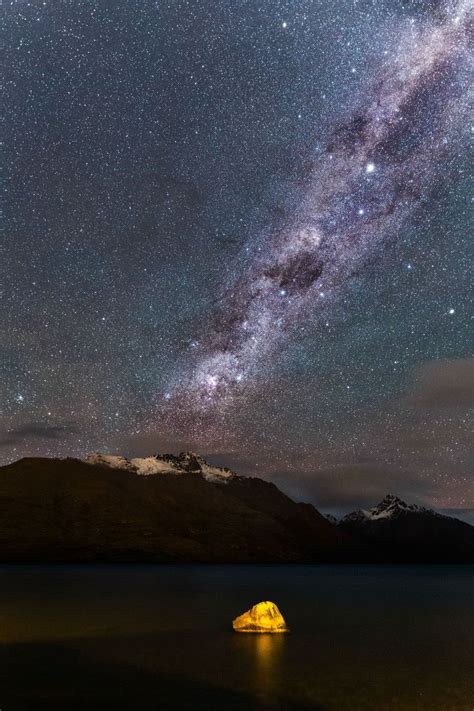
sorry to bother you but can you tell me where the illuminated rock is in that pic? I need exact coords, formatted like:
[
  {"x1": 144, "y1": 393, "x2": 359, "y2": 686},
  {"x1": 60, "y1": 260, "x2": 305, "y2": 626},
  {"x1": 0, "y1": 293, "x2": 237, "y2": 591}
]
[{"x1": 232, "y1": 601, "x2": 289, "y2": 633}]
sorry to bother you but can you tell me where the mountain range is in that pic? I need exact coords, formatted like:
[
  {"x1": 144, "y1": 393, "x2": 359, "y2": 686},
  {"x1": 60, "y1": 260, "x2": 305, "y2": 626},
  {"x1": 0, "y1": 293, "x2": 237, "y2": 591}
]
[{"x1": 0, "y1": 453, "x2": 472, "y2": 563}]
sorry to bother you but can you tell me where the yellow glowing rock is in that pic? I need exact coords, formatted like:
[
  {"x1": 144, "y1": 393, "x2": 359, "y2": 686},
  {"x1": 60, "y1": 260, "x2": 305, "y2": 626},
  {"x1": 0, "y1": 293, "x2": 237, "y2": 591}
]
[{"x1": 232, "y1": 601, "x2": 289, "y2": 633}]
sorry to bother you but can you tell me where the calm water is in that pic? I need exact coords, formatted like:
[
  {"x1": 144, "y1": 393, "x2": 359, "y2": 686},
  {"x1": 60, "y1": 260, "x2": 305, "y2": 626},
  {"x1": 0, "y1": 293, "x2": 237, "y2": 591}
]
[{"x1": 1, "y1": 565, "x2": 473, "y2": 710}]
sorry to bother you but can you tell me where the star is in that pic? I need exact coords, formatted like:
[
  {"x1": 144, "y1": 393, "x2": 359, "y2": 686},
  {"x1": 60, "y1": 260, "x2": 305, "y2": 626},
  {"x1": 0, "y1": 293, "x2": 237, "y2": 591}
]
[{"x1": 2, "y1": 0, "x2": 471, "y2": 517}]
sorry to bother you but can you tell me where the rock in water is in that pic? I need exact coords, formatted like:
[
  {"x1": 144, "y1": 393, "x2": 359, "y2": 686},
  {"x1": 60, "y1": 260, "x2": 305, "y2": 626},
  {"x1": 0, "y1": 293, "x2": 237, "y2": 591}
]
[{"x1": 232, "y1": 601, "x2": 289, "y2": 633}]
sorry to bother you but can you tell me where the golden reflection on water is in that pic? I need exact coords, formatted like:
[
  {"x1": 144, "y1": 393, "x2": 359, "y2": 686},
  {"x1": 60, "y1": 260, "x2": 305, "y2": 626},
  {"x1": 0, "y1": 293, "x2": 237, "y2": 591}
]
[{"x1": 235, "y1": 633, "x2": 285, "y2": 704}]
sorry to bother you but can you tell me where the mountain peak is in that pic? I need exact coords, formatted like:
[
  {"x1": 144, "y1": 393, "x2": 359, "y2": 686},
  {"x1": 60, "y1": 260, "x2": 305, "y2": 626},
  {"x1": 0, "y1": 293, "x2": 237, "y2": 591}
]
[
  {"x1": 341, "y1": 494, "x2": 429, "y2": 523},
  {"x1": 378, "y1": 494, "x2": 406, "y2": 507},
  {"x1": 176, "y1": 452, "x2": 208, "y2": 471},
  {"x1": 372, "y1": 495, "x2": 415, "y2": 516}
]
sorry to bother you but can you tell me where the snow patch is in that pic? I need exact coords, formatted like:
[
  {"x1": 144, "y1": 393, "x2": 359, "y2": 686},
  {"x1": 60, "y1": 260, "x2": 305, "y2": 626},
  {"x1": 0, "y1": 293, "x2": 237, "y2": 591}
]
[
  {"x1": 200, "y1": 462, "x2": 234, "y2": 483},
  {"x1": 85, "y1": 451, "x2": 235, "y2": 483},
  {"x1": 85, "y1": 453, "x2": 135, "y2": 471},
  {"x1": 130, "y1": 457, "x2": 180, "y2": 475}
]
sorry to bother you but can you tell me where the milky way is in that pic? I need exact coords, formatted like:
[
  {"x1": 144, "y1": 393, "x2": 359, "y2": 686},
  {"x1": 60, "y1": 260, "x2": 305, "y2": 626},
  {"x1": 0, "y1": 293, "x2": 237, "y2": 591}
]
[
  {"x1": 4, "y1": 0, "x2": 472, "y2": 511},
  {"x1": 159, "y1": 0, "x2": 472, "y2": 437}
]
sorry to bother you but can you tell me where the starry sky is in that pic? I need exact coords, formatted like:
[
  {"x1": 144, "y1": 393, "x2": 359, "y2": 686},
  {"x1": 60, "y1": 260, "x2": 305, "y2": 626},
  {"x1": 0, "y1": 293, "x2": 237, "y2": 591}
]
[{"x1": 3, "y1": 0, "x2": 473, "y2": 516}]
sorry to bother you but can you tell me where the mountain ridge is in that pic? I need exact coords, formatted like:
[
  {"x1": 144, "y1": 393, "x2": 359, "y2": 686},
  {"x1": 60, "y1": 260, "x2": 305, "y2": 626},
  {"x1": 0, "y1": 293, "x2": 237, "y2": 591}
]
[
  {"x1": 85, "y1": 450, "x2": 235, "y2": 483},
  {"x1": 0, "y1": 455, "x2": 472, "y2": 563},
  {"x1": 0, "y1": 455, "x2": 356, "y2": 563}
]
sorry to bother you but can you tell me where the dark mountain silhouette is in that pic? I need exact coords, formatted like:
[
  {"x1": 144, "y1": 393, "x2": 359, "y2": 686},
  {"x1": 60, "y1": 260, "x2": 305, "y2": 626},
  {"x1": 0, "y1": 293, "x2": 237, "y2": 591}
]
[
  {"x1": 0, "y1": 455, "x2": 355, "y2": 563},
  {"x1": 0, "y1": 457, "x2": 472, "y2": 563}
]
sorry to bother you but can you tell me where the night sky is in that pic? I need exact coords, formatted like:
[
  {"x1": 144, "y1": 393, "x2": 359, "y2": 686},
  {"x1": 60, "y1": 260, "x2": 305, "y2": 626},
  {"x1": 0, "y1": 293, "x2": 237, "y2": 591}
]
[{"x1": 3, "y1": 0, "x2": 473, "y2": 515}]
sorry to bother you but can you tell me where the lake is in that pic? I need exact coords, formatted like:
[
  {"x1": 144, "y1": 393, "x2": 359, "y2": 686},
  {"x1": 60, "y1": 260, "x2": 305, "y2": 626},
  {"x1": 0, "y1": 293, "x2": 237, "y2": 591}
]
[{"x1": 1, "y1": 565, "x2": 473, "y2": 710}]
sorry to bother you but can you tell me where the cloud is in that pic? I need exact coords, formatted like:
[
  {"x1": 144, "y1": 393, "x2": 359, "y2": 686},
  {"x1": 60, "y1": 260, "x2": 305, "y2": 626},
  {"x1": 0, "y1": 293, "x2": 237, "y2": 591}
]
[
  {"x1": 257, "y1": 359, "x2": 474, "y2": 511},
  {"x1": 0, "y1": 421, "x2": 78, "y2": 447},
  {"x1": 406, "y1": 357, "x2": 474, "y2": 410},
  {"x1": 269, "y1": 461, "x2": 431, "y2": 511}
]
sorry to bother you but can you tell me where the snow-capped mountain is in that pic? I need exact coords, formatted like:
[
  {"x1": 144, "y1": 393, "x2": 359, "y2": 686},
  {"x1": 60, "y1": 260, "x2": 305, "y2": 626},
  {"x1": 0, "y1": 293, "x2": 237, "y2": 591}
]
[
  {"x1": 341, "y1": 494, "x2": 435, "y2": 523},
  {"x1": 0, "y1": 455, "x2": 351, "y2": 563},
  {"x1": 85, "y1": 451, "x2": 235, "y2": 484},
  {"x1": 339, "y1": 494, "x2": 474, "y2": 562}
]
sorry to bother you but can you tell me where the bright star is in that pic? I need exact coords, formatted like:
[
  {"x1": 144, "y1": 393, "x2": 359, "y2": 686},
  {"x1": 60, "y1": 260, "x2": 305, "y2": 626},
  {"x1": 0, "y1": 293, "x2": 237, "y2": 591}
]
[
  {"x1": 448, "y1": 308, "x2": 455, "y2": 315},
  {"x1": 282, "y1": 21, "x2": 287, "y2": 28},
  {"x1": 365, "y1": 162, "x2": 375, "y2": 173}
]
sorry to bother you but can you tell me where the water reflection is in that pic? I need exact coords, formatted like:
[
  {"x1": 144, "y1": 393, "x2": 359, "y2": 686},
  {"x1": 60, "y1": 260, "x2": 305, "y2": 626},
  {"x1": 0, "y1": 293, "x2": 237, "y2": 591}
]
[{"x1": 234, "y1": 633, "x2": 285, "y2": 705}]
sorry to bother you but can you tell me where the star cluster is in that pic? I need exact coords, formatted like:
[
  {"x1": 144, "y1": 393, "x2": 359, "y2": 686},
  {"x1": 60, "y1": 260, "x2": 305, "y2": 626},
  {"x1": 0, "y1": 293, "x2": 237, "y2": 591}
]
[{"x1": 2, "y1": 0, "x2": 473, "y2": 514}]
